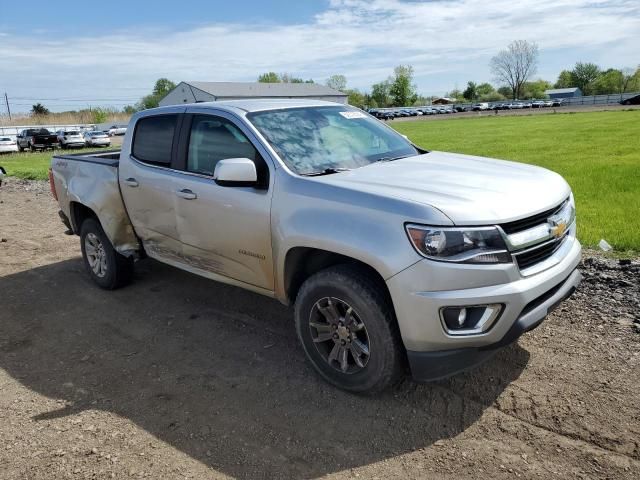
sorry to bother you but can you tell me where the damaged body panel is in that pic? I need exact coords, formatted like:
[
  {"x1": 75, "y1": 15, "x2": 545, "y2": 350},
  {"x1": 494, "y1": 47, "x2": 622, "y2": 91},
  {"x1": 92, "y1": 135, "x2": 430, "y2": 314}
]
[{"x1": 51, "y1": 152, "x2": 140, "y2": 256}]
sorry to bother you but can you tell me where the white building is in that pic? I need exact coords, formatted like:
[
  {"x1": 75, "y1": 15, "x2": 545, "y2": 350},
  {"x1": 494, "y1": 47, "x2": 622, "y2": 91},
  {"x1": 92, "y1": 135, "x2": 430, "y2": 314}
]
[{"x1": 159, "y1": 81, "x2": 348, "y2": 106}]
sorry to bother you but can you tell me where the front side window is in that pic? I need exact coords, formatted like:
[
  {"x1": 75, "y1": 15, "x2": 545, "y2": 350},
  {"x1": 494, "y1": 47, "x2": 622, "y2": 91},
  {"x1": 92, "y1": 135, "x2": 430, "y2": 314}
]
[
  {"x1": 247, "y1": 106, "x2": 419, "y2": 175},
  {"x1": 187, "y1": 115, "x2": 258, "y2": 176},
  {"x1": 132, "y1": 115, "x2": 177, "y2": 165}
]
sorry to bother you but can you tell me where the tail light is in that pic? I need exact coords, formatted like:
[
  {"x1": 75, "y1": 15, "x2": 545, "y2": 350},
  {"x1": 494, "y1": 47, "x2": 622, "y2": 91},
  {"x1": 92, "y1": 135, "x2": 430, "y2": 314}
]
[{"x1": 48, "y1": 168, "x2": 58, "y2": 200}]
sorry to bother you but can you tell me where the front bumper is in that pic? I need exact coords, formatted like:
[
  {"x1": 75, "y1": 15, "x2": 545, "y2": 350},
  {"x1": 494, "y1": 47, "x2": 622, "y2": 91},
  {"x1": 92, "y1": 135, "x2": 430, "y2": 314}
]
[
  {"x1": 386, "y1": 236, "x2": 582, "y2": 381},
  {"x1": 406, "y1": 268, "x2": 581, "y2": 381}
]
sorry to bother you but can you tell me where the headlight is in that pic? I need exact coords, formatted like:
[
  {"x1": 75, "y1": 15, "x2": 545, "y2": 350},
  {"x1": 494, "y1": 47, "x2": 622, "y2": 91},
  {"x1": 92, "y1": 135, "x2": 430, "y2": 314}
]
[{"x1": 406, "y1": 225, "x2": 511, "y2": 264}]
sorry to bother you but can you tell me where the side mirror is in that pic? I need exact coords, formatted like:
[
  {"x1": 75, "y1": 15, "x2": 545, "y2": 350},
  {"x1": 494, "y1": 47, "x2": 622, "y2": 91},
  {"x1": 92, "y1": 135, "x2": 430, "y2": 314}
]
[{"x1": 214, "y1": 158, "x2": 257, "y2": 186}]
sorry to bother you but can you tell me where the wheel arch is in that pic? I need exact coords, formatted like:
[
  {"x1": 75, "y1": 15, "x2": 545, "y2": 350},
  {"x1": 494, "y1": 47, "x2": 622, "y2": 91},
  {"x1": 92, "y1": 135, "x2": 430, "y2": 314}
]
[
  {"x1": 283, "y1": 247, "x2": 393, "y2": 308},
  {"x1": 69, "y1": 201, "x2": 98, "y2": 234}
]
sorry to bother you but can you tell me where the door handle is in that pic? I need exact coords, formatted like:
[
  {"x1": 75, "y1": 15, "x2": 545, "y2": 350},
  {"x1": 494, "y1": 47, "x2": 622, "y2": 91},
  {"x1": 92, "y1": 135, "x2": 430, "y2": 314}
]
[
  {"x1": 176, "y1": 188, "x2": 197, "y2": 200},
  {"x1": 123, "y1": 177, "x2": 139, "y2": 187}
]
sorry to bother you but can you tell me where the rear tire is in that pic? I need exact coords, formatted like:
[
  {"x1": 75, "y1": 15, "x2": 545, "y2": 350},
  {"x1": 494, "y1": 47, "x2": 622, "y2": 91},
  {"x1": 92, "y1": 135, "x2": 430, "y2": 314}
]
[
  {"x1": 294, "y1": 265, "x2": 405, "y2": 393},
  {"x1": 80, "y1": 218, "x2": 133, "y2": 289}
]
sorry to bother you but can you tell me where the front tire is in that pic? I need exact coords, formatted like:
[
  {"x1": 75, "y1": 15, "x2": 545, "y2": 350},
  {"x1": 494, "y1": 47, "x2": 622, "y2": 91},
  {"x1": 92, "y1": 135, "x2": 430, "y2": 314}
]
[
  {"x1": 80, "y1": 218, "x2": 133, "y2": 289},
  {"x1": 294, "y1": 265, "x2": 405, "y2": 393}
]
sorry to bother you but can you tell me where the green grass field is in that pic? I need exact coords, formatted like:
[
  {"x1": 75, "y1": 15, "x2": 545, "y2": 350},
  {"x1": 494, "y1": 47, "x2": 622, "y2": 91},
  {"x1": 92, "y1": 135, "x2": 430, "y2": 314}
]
[
  {"x1": 1, "y1": 110, "x2": 638, "y2": 252},
  {"x1": 0, "y1": 146, "x2": 120, "y2": 180},
  {"x1": 394, "y1": 110, "x2": 640, "y2": 253}
]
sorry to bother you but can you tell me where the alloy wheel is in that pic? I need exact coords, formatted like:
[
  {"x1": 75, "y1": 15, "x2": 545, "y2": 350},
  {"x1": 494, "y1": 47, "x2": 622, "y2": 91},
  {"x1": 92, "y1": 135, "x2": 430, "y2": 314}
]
[
  {"x1": 308, "y1": 297, "x2": 370, "y2": 374},
  {"x1": 84, "y1": 232, "x2": 107, "y2": 278}
]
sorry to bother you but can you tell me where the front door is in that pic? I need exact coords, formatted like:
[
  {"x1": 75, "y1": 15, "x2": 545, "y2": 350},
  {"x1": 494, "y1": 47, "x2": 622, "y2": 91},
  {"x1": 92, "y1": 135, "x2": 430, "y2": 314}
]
[{"x1": 169, "y1": 111, "x2": 275, "y2": 291}]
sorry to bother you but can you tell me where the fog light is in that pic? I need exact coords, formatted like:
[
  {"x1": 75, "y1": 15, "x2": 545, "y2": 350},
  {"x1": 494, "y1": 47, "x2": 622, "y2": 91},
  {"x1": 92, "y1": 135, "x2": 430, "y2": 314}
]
[
  {"x1": 457, "y1": 308, "x2": 467, "y2": 326},
  {"x1": 440, "y1": 304, "x2": 502, "y2": 336}
]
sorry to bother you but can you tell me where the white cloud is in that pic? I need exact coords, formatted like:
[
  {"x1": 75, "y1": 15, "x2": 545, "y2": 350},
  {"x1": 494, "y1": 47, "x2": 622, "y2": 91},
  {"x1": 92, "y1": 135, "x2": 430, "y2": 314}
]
[{"x1": 1, "y1": 0, "x2": 638, "y2": 111}]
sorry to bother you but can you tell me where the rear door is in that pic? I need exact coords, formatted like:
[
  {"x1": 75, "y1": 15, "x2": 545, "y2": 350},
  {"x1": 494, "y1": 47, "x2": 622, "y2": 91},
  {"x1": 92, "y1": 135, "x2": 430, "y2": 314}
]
[
  {"x1": 168, "y1": 109, "x2": 275, "y2": 291},
  {"x1": 119, "y1": 110, "x2": 185, "y2": 262}
]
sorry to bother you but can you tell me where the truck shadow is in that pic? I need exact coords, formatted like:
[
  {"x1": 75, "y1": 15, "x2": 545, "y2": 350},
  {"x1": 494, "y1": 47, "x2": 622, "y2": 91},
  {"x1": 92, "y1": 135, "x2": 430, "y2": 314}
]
[{"x1": 0, "y1": 258, "x2": 529, "y2": 479}]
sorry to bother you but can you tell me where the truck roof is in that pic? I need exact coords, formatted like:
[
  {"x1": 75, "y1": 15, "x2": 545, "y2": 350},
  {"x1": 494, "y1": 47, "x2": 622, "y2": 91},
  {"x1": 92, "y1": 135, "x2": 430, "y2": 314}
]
[{"x1": 147, "y1": 98, "x2": 346, "y2": 114}]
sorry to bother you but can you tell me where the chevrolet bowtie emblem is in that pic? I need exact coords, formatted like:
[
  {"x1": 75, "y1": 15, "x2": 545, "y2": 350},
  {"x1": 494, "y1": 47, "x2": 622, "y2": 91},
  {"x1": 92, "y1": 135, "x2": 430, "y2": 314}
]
[{"x1": 549, "y1": 220, "x2": 567, "y2": 238}]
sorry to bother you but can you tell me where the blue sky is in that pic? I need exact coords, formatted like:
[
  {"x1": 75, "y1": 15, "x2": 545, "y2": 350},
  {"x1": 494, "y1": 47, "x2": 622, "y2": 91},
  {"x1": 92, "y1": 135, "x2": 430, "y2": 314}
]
[{"x1": 1, "y1": 0, "x2": 638, "y2": 113}]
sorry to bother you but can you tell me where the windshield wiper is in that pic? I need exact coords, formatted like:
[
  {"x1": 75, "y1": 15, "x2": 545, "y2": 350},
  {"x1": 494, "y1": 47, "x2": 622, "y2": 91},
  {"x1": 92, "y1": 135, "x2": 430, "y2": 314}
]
[
  {"x1": 301, "y1": 167, "x2": 351, "y2": 177},
  {"x1": 374, "y1": 154, "x2": 413, "y2": 163}
]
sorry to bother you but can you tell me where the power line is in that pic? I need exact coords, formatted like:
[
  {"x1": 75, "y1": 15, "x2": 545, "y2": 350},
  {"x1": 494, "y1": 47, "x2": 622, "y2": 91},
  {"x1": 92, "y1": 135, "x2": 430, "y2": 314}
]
[{"x1": 4, "y1": 93, "x2": 11, "y2": 121}]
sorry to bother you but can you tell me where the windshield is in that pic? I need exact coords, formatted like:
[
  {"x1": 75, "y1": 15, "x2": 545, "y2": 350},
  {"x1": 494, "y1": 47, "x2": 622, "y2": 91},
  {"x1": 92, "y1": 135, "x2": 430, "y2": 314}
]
[
  {"x1": 65, "y1": 131, "x2": 80, "y2": 135},
  {"x1": 247, "y1": 106, "x2": 419, "y2": 175}
]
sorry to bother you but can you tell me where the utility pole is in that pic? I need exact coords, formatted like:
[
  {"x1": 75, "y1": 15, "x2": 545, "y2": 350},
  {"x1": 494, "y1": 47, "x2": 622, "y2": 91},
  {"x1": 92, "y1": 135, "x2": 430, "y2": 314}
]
[{"x1": 4, "y1": 93, "x2": 11, "y2": 121}]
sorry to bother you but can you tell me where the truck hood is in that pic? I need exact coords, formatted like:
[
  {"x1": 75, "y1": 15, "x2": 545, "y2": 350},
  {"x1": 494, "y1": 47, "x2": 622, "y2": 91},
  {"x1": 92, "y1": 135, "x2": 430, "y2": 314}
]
[{"x1": 314, "y1": 151, "x2": 570, "y2": 225}]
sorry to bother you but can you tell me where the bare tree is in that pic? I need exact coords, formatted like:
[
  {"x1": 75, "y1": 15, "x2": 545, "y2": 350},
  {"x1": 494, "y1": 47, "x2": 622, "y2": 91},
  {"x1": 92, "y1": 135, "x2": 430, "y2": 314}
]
[
  {"x1": 620, "y1": 67, "x2": 639, "y2": 93},
  {"x1": 490, "y1": 40, "x2": 539, "y2": 100},
  {"x1": 326, "y1": 74, "x2": 347, "y2": 92}
]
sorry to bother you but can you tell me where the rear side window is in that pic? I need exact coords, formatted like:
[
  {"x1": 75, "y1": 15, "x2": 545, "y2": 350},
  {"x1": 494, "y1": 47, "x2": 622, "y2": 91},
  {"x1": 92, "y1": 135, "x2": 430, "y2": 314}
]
[{"x1": 132, "y1": 115, "x2": 177, "y2": 165}]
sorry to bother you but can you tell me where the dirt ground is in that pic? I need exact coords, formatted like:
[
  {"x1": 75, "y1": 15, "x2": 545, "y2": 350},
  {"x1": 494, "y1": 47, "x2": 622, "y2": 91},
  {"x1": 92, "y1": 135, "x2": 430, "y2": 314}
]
[{"x1": 1, "y1": 179, "x2": 639, "y2": 480}]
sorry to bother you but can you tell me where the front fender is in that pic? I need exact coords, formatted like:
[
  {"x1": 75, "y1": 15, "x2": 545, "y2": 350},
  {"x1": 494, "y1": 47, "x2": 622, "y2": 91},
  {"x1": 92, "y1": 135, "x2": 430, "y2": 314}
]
[{"x1": 271, "y1": 172, "x2": 451, "y2": 303}]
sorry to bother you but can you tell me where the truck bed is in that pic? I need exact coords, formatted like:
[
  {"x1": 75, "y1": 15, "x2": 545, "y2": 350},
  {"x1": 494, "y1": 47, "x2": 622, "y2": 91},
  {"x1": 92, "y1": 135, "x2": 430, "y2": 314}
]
[
  {"x1": 53, "y1": 150, "x2": 121, "y2": 166},
  {"x1": 50, "y1": 149, "x2": 139, "y2": 256}
]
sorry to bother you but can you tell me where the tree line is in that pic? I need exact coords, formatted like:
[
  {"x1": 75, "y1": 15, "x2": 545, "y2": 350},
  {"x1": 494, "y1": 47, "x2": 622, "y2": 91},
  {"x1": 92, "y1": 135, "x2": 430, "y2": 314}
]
[
  {"x1": 28, "y1": 39, "x2": 640, "y2": 116},
  {"x1": 254, "y1": 41, "x2": 639, "y2": 108}
]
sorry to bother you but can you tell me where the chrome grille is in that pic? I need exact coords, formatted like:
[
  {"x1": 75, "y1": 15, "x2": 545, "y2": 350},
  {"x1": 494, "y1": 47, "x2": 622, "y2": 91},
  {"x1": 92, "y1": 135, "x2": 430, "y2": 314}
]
[
  {"x1": 501, "y1": 200, "x2": 567, "y2": 235},
  {"x1": 500, "y1": 198, "x2": 573, "y2": 273},
  {"x1": 514, "y1": 237, "x2": 567, "y2": 270}
]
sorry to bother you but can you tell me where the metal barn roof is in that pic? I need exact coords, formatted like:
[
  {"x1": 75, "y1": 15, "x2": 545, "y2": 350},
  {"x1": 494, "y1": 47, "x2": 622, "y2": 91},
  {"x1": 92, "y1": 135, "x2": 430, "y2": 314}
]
[{"x1": 545, "y1": 87, "x2": 581, "y2": 95}]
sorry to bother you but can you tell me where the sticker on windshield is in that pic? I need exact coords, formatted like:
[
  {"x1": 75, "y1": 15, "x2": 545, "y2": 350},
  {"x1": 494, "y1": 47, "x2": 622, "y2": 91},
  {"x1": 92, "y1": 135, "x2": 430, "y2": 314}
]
[{"x1": 339, "y1": 111, "x2": 367, "y2": 119}]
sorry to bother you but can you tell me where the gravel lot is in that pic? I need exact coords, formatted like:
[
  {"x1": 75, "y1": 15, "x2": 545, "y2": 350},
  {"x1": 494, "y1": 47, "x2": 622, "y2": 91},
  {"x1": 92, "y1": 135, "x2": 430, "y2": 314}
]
[{"x1": 1, "y1": 179, "x2": 639, "y2": 479}]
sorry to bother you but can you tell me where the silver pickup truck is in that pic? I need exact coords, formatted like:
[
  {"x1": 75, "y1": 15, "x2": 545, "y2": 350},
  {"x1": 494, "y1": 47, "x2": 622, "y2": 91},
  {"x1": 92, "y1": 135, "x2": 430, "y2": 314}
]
[{"x1": 50, "y1": 99, "x2": 581, "y2": 393}]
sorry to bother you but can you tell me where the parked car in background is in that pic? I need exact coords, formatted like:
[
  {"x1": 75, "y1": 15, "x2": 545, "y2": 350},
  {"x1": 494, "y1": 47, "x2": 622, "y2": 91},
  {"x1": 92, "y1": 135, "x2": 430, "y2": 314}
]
[
  {"x1": 531, "y1": 101, "x2": 545, "y2": 108},
  {"x1": 472, "y1": 103, "x2": 489, "y2": 111},
  {"x1": 0, "y1": 136, "x2": 18, "y2": 154},
  {"x1": 50, "y1": 99, "x2": 581, "y2": 393},
  {"x1": 551, "y1": 99, "x2": 564, "y2": 107},
  {"x1": 16, "y1": 128, "x2": 58, "y2": 151},
  {"x1": 57, "y1": 130, "x2": 85, "y2": 149},
  {"x1": 84, "y1": 131, "x2": 111, "y2": 147},
  {"x1": 544, "y1": 100, "x2": 554, "y2": 107},
  {"x1": 620, "y1": 94, "x2": 640, "y2": 105},
  {"x1": 107, "y1": 125, "x2": 127, "y2": 136}
]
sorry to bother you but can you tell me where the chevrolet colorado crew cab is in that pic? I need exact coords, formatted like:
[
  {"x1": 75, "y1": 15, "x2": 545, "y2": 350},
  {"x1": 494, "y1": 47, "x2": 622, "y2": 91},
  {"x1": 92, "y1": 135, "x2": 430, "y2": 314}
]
[{"x1": 50, "y1": 100, "x2": 581, "y2": 393}]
